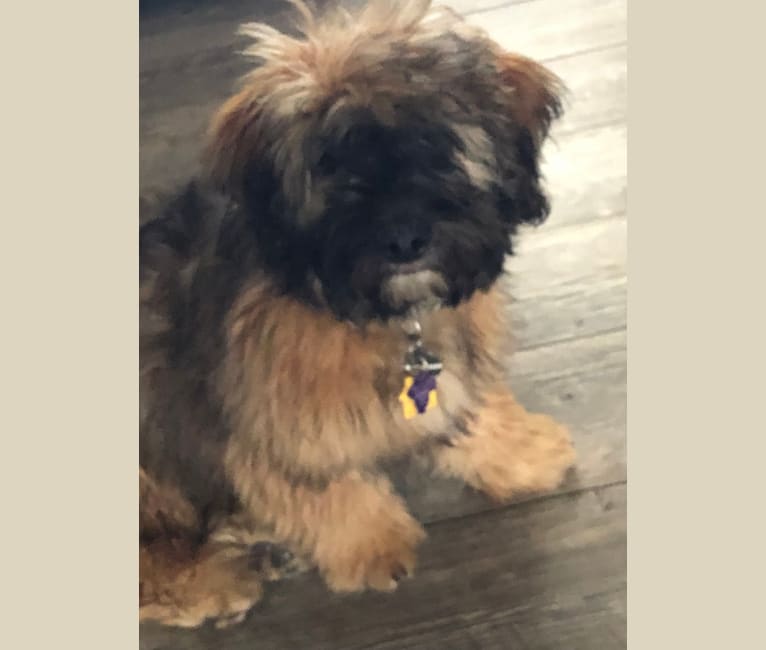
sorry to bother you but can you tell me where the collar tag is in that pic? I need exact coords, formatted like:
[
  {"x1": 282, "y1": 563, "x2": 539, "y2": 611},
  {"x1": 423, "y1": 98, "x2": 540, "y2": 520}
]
[
  {"x1": 399, "y1": 317, "x2": 442, "y2": 419},
  {"x1": 399, "y1": 373, "x2": 438, "y2": 419}
]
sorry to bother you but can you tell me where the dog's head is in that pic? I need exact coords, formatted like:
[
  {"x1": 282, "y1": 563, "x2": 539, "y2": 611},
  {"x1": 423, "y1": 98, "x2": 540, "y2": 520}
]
[{"x1": 207, "y1": 0, "x2": 563, "y2": 322}]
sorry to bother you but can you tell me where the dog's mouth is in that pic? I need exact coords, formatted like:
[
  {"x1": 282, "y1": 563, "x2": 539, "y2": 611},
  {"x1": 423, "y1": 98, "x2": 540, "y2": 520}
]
[
  {"x1": 335, "y1": 251, "x2": 449, "y2": 321},
  {"x1": 380, "y1": 268, "x2": 448, "y2": 313}
]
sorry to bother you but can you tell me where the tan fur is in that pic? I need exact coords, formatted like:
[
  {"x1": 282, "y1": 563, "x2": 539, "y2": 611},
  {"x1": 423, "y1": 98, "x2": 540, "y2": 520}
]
[
  {"x1": 433, "y1": 388, "x2": 576, "y2": 502},
  {"x1": 453, "y1": 123, "x2": 496, "y2": 188},
  {"x1": 213, "y1": 279, "x2": 573, "y2": 593},
  {"x1": 140, "y1": 539, "x2": 263, "y2": 629},
  {"x1": 226, "y1": 466, "x2": 426, "y2": 592},
  {"x1": 495, "y1": 51, "x2": 565, "y2": 143},
  {"x1": 215, "y1": 281, "x2": 511, "y2": 593},
  {"x1": 222, "y1": 280, "x2": 505, "y2": 480},
  {"x1": 140, "y1": 507, "x2": 307, "y2": 627}
]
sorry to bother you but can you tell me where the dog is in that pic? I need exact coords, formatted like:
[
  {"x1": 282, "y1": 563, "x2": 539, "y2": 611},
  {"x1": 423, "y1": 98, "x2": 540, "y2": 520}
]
[{"x1": 139, "y1": 0, "x2": 576, "y2": 628}]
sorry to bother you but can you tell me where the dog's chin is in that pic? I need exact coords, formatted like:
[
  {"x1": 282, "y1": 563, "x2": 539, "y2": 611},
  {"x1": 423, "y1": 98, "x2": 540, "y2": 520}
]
[
  {"x1": 379, "y1": 268, "x2": 449, "y2": 317},
  {"x1": 315, "y1": 259, "x2": 454, "y2": 324}
]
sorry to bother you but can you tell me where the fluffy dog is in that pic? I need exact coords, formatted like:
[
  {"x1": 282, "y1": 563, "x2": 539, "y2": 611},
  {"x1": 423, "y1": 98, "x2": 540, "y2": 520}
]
[{"x1": 140, "y1": 0, "x2": 576, "y2": 628}]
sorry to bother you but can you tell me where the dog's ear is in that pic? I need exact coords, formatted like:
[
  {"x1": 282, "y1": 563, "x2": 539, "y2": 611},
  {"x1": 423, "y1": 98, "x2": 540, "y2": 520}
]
[
  {"x1": 492, "y1": 52, "x2": 564, "y2": 226},
  {"x1": 205, "y1": 86, "x2": 268, "y2": 196},
  {"x1": 495, "y1": 51, "x2": 564, "y2": 145}
]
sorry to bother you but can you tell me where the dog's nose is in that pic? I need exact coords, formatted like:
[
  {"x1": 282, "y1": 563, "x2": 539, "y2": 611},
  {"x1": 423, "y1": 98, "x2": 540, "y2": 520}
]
[{"x1": 384, "y1": 222, "x2": 432, "y2": 263}]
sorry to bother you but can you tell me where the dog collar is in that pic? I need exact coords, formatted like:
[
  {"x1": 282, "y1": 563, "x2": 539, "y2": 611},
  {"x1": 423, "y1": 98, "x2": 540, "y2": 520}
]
[{"x1": 399, "y1": 317, "x2": 442, "y2": 419}]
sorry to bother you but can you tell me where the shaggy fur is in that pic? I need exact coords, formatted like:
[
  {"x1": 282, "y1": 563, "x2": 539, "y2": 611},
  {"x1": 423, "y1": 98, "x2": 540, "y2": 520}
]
[{"x1": 140, "y1": 0, "x2": 575, "y2": 628}]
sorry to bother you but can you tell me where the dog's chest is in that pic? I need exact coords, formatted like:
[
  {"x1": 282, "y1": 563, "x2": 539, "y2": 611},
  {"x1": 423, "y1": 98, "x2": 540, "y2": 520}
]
[{"x1": 228, "y1": 287, "x2": 497, "y2": 468}]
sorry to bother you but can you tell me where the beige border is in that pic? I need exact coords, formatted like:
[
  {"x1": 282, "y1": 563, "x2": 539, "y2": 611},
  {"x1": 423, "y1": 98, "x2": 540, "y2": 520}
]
[
  {"x1": 6, "y1": 0, "x2": 761, "y2": 648},
  {"x1": 628, "y1": 2, "x2": 764, "y2": 649},
  {"x1": 3, "y1": 1, "x2": 137, "y2": 649}
]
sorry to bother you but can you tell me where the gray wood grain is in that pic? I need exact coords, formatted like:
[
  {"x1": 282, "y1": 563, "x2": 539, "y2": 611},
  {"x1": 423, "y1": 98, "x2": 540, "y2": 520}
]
[
  {"x1": 543, "y1": 124, "x2": 627, "y2": 228},
  {"x1": 437, "y1": 0, "x2": 532, "y2": 16},
  {"x1": 510, "y1": 330, "x2": 626, "y2": 484},
  {"x1": 139, "y1": 0, "x2": 628, "y2": 85},
  {"x1": 468, "y1": 0, "x2": 626, "y2": 62},
  {"x1": 548, "y1": 44, "x2": 627, "y2": 135},
  {"x1": 140, "y1": 484, "x2": 626, "y2": 650},
  {"x1": 510, "y1": 216, "x2": 626, "y2": 348}
]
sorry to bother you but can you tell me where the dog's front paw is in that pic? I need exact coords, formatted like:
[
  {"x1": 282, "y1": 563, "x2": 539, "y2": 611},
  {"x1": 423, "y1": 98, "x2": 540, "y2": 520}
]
[
  {"x1": 435, "y1": 393, "x2": 577, "y2": 503},
  {"x1": 476, "y1": 412, "x2": 576, "y2": 502},
  {"x1": 139, "y1": 543, "x2": 266, "y2": 630},
  {"x1": 317, "y1": 509, "x2": 426, "y2": 593}
]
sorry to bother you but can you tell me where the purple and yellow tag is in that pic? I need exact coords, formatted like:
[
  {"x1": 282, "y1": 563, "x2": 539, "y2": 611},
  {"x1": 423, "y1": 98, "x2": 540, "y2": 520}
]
[{"x1": 399, "y1": 372, "x2": 438, "y2": 420}]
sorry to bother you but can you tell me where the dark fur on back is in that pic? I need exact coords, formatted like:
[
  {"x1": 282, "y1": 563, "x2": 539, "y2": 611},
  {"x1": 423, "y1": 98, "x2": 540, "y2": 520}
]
[{"x1": 140, "y1": 185, "x2": 253, "y2": 537}]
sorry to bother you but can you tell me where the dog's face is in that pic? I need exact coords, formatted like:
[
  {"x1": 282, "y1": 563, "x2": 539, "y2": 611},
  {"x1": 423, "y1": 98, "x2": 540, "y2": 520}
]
[{"x1": 208, "y1": 1, "x2": 562, "y2": 322}]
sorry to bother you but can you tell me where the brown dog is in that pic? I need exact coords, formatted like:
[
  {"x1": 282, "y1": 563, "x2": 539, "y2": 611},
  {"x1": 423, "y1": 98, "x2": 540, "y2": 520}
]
[{"x1": 139, "y1": 0, "x2": 576, "y2": 628}]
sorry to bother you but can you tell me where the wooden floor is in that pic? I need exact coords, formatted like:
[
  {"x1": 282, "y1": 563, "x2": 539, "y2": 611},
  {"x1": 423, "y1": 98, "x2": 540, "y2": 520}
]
[{"x1": 139, "y1": 0, "x2": 627, "y2": 647}]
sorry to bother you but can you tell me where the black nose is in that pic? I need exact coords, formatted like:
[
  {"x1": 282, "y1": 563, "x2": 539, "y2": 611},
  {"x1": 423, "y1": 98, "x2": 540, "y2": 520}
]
[{"x1": 384, "y1": 221, "x2": 432, "y2": 263}]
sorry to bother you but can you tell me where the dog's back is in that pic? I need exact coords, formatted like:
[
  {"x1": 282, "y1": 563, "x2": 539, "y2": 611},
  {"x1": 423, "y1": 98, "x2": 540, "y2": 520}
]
[{"x1": 139, "y1": 183, "x2": 252, "y2": 541}]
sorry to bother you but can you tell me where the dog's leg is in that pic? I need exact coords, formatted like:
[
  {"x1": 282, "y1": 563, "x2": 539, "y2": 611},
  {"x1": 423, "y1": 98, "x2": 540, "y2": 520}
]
[
  {"x1": 433, "y1": 387, "x2": 576, "y2": 502},
  {"x1": 140, "y1": 471, "x2": 303, "y2": 629},
  {"x1": 232, "y1": 466, "x2": 426, "y2": 593},
  {"x1": 139, "y1": 538, "x2": 265, "y2": 629},
  {"x1": 140, "y1": 524, "x2": 306, "y2": 629},
  {"x1": 140, "y1": 469, "x2": 263, "y2": 628}
]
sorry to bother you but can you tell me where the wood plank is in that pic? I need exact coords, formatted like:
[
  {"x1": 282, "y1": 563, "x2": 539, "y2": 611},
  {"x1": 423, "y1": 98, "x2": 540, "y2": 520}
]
[
  {"x1": 140, "y1": 0, "x2": 286, "y2": 59},
  {"x1": 510, "y1": 330, "x2": 626, "y2": 483},
  {"x1": 438, "y1": 0, "x2": 531, "y2": 16},
  {"x1": 547, "y1": 44, "x2": 627, "y2": 135},
  {"x1": 467, "y1": 0, "x2": 627, "y2": 62},
  {"x1": 137, "y1": 0, "x2": 543, "y2": 31},
  {"x1": 542, "y1": 124, "x2": 627, "y2": 228},
  {"x1": 140, "y1": 483, "x2": 626, "y2": 650},
  {"x1": 140, "y1": 0, "x2": 617, "y2": 73},
  {"x1": 508, "y1": 216, "x2": 626, "y2": 349}
]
